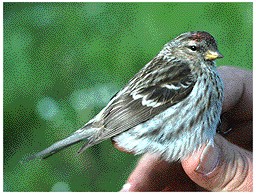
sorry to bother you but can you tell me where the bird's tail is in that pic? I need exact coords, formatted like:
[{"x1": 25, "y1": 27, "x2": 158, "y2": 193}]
[{"x1": 25, "y1": 126, "x2": 95, "y2": 161}]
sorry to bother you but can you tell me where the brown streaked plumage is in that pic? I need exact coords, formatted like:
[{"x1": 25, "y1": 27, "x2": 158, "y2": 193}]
[{"x1": 27, "y1": 31, "x2": 224, "y2": 162}]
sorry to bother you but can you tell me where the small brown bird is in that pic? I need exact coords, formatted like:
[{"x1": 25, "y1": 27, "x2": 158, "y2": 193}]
[{"x1": 29, "y1": 31, "x2": 224, "y2": 162}]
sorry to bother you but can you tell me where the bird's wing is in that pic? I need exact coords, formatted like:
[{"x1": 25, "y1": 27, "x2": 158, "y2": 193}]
[{"x1": 79, "y1": 56, "x2": 197, "y2": 151}]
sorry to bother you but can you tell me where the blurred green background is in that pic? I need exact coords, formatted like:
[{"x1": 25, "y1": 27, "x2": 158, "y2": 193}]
[{"x1": 4, "y1": 2, "x2": 252, "y2": 192}]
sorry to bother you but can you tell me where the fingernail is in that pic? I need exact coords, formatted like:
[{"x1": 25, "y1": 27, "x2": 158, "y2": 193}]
[
  {"x1": 120, "y1": 183, "x2": 131, "y2": 192},
  {"x1": 195, "y1": 142, "x2": 221, "y2": 175}
]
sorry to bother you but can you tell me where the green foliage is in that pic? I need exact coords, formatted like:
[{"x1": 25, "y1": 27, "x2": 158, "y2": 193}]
[{"x1": 4, "y1": 2, "x2": 252, "y2": 191}]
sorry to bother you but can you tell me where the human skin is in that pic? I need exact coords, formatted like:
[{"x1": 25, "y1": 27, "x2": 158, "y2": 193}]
[{"x1": 116, "y1": 66, "x2": 252, "y2": 191}]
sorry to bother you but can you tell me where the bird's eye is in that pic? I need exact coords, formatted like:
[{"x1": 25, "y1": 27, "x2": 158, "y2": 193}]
[{"x1": 188, "y1": 46, "x2": 197, "y2": 51}]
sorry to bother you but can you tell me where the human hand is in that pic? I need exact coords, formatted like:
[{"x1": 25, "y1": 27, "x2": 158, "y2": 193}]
[{"x1": 118, "y1": 66, "x2": 252, "y2": 192}]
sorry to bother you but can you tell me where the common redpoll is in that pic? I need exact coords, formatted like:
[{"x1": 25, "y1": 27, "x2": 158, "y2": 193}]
[{"x1": 29, "y1": 31, "x2": 224, "y2": 162}]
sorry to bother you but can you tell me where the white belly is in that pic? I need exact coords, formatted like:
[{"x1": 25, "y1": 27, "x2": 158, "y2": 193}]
[{"x1": 113, "y1": 75, "x2": 223, "y2": 161}]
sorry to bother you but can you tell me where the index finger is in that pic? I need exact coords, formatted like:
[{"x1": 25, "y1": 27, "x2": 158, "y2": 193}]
[
  {"x1": 218, "y1": 66, "x2": 252, "y2": 121},
  {"x1": 217, "y1": 66, "x2": 252, "y2": 150}
]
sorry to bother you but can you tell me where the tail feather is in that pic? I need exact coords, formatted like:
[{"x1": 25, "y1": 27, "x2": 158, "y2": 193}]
[
  {"x1": 26, "y1": 133, "x2": 90, "y2": 161},
  {"x1": 77, "y1": 139, "x2": 103, "y2": 154}
]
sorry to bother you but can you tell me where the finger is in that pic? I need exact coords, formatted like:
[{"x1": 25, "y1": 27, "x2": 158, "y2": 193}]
[
  {"x1": 111, "y1": 139, "x2": 135, "y2": 154},
  {"x1": 181, "y1": 134, "x2": 252, "y2": 191},
  {"x1": 218, "y1": 66, "x2": 252, "y2": 121},
  {"x1": 217, "y1": 66, "x2": 252, "y2": 150},
  {"x1": 120, "y1": 153, "x2": 202, "y2": 191},
  {"x1": 222, "y1": 121, "x2": 252, "y2": 151}
]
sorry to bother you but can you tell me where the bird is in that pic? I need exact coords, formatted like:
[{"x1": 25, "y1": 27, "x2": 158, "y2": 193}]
[{"x1": 28, "y1": 31, "x2": 224, "y2": 162}]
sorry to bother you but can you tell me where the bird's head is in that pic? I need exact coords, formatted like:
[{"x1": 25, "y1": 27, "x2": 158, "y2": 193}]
[{"x1": 163, "y1": 31, "x2": 223, "y2": 63}]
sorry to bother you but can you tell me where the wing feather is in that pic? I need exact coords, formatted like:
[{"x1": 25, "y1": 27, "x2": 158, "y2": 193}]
[{"x1": 83, "y1": 56, "x2": 197, "y2": 148}]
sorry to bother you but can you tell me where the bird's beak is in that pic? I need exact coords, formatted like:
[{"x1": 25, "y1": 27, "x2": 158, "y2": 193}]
[{"x1": 204, "y1": 50, "x2": 224, "y2": 61}]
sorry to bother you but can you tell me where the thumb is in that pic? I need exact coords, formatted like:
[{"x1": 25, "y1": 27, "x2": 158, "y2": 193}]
[{"x1": 181, "y1": 134, "x2": 252, "y2": 191}]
